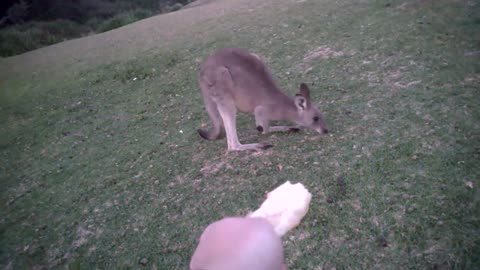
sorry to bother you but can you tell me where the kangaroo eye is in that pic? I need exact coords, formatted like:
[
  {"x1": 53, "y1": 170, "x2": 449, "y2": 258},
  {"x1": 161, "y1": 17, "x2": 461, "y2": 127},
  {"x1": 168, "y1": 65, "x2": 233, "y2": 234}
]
[{"x1": 313, "y1": 116, "x2": 319, "y2": 122}]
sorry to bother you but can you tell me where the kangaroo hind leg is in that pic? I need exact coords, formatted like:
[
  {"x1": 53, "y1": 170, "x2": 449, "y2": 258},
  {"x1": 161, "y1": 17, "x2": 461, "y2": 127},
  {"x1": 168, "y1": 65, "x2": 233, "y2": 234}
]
[
  {"x1": 215, "y1": 68, "x2": 272, "y2": 151},
  {"x1": 217, "y1": 101, "x2": 271, "y2": 151},
  {"x1": 198, "y1": 85, "x2": 225, "y2": 141}
]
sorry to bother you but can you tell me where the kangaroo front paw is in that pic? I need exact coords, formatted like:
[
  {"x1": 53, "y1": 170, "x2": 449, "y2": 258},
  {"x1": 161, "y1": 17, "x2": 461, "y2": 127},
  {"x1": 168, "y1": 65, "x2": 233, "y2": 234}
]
[
  {"x1": 256, "y1": 126, "x2": 264, "y2": 133},
  {"x1": 258, "y1": 143, "x2": 273, "y2": 150},
  {"x1": 288, "y1": 127, "x2": 301, "y2": 133}
]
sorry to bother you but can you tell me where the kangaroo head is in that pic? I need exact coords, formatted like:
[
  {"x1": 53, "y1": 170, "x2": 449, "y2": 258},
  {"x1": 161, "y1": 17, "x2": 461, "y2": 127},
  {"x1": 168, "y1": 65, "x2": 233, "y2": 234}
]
[{"x1": 293, "y1": 83, "x2": 328, "y2": 134}]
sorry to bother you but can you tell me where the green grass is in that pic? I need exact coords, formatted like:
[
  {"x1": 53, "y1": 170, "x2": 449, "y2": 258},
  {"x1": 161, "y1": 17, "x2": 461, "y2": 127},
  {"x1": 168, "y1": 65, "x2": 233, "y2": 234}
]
[{"x1": 1, "y1": 0, "x2": 479, "y2": 269}]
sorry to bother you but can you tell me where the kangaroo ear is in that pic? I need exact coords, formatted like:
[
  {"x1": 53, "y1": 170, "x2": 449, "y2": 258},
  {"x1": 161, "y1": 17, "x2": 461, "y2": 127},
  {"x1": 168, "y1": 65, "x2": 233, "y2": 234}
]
[
  {"x1": 299, "y1": 83, "x2": 311, "y2": 101},
  {"x1": 294, "y1": 94, "x2": 307, "y2": 111}
]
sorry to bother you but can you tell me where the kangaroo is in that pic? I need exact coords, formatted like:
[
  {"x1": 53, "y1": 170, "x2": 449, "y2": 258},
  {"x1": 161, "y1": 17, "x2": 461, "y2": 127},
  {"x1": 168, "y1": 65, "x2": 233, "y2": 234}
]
[{"x1": 197, "y1": 48, "x2": 328, "y2": 151}]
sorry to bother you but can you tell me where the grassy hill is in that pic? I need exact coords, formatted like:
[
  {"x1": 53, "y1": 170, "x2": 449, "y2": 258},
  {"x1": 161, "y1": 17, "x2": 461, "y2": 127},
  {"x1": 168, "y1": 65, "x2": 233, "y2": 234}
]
[{"x1": 0, "y1": 0, "x2": 479, "y2": 269}]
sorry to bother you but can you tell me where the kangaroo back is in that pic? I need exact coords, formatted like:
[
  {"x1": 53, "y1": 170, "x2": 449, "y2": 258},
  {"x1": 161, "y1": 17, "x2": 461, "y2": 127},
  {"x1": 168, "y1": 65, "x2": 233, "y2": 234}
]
[{"x1": 200, "y1": 48, "x2": 292, "y2": 113}]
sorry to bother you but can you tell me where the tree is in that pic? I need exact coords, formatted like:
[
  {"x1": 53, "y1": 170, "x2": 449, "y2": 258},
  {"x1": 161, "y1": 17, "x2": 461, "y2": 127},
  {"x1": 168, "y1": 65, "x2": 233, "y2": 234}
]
[{"x1": 0, "y1": 0, "x2": 29, "y2": 26}]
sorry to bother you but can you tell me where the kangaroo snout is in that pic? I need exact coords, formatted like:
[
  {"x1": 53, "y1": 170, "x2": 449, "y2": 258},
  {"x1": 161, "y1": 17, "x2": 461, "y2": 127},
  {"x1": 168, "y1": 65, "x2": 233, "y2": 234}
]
[
  {"x1": 319, "y1": 122, "x2": 329, "y2": 134},
  {"x1": 314, "y1": 126, "x2": 328, "y2": 134},
  {"x1": 316, "y1": 128, "x2": 328, "y2": 134}
]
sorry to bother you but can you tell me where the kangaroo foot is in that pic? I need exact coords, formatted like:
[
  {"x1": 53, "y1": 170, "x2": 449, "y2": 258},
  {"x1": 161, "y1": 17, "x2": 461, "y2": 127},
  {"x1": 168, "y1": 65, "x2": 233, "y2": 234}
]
[
  {"x1": 227, "y1": 143, "x2": 273, "y2": 151},
  {"x1": 197, "y1": 129, "x2": 210, "y2": 140}
]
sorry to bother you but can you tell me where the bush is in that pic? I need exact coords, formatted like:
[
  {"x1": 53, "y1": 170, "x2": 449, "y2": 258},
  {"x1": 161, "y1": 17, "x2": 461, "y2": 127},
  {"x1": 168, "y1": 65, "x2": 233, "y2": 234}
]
[
  {"x1": 85, "y1": 17, "x2": 102, "y2": 30},
  {"x1": 0, "y1": 19, "x2": 89, "y2": 57},
  {"x1": 96, "y1": 9, "x2": 153, "y2": 33},
  {"x1": 25, "y1": 0, "x2": 119, "y2": 23},
  {"x1": 132, "y1": 8, "x2": 154, "y2": 19},
  {"x1": 1, "y1": 0, "x2": 30, "y2": 25},
  {"x1": 165, "y1": 3, "x2": 184, "y2": 12}
]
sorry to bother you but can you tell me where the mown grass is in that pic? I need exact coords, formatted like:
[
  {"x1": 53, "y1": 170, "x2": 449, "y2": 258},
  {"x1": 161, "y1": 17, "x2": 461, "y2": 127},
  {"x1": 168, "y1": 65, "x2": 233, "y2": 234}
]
[{"x1": 1, "y1": 0, "x2": 479, "y2": 269}]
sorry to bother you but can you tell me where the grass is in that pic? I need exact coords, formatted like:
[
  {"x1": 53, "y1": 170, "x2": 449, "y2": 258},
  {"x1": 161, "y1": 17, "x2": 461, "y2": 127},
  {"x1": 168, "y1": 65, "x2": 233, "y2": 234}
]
[{"x1": 0, "y1": 0, "x2": 479, "y2": 269}]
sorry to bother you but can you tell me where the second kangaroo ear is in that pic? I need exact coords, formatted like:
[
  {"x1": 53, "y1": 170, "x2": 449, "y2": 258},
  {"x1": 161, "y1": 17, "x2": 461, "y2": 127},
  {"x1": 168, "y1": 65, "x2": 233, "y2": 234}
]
[
  {"x1": 299, "y1": 83, "x2": 311, "y2": 101},
  {"x1": 294, "y1": 94, "x2": 307, "y2": 111}
]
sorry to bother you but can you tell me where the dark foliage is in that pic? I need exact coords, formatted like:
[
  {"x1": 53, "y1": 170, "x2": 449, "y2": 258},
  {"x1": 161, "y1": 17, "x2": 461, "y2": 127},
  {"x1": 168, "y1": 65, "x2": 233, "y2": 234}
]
[
  {"x1": 1, "y1": 0, "x2": 192, "y2": 26},
  {"x1": 0, "y1": 0, "x2": 194, "y2": 56}
]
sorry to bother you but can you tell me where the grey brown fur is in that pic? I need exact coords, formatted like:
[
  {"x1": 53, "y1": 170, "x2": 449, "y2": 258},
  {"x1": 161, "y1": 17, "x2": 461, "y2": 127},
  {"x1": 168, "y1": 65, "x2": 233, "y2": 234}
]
[{"x1": 197, "y1": 48, "x2": 328, "y2": 151}]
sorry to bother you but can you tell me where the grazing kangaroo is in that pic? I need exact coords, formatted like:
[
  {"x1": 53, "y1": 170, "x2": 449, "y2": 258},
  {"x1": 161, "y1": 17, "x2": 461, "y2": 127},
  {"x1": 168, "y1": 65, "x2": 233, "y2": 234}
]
[{"x1": 197, "y1": 48, "x2": 328, "y2": 151}]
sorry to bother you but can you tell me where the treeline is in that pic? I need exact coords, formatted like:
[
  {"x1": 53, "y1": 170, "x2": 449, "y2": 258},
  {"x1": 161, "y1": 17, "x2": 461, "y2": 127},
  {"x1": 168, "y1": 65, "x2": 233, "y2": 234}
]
[
  {"x1": 1, "y1": 0, "x2": 192, "y2": 26},
  {"x1": 0, "y1": 0, "x2": 193, "y2": 56}
]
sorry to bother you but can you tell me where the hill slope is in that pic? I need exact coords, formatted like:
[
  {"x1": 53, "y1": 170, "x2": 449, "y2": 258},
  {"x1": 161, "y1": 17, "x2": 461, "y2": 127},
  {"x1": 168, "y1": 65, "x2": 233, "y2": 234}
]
[{"x1": 0, "y1": 0, "x2": 278, "y2": 82}]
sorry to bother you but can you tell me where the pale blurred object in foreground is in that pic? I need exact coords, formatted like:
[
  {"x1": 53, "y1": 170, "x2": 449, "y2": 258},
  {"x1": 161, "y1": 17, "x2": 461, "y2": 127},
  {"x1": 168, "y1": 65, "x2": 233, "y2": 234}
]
[
  {"x1": 250, "y1": 181, "x2": 312, "y2": 236},
  {"x1": 190, "y1": 217, "x2": 286, "y2": 270}
]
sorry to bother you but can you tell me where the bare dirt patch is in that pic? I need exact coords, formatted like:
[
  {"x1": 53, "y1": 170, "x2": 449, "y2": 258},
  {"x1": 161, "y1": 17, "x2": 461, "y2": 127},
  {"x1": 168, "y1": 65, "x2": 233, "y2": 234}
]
[
  {"x1": 361, "y1": 68, "x2": 423, "y2": 90},
  {"x1": 303, "y1": 46, "x2": 344, "y2": 62},
  {"x1": 72, "y1": 226, "x2": 94, "y2": 248},
  {"x1": 200, "y1": 160, "x2": 227, "y2": 175},
  {"x1": 328, "y1": 232, "x2": 346, "y2": 248},
  {"x1": 292, "y1": 46, "x2": 347, "y2": 73}
]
